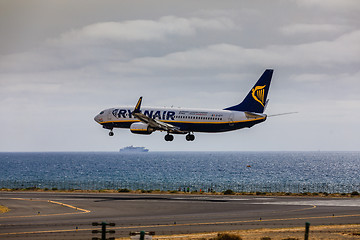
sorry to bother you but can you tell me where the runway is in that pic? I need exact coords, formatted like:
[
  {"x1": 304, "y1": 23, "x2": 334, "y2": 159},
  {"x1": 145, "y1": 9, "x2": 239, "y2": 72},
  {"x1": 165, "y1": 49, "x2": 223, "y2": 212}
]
[{"x1": 0, "y1": 191, "x2": 359, "y2": 239}]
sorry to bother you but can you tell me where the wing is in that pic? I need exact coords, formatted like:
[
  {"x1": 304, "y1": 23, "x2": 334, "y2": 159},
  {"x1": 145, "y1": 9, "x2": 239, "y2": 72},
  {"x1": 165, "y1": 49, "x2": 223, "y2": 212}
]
[{"x1": 132, "y1": 97, "x2": 186, "y2": 134}]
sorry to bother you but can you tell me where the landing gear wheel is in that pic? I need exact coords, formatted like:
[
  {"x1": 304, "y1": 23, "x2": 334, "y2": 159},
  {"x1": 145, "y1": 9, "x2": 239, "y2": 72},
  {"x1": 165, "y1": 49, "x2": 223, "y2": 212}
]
[
  {"x1": 186, "y1": 134, "x2": 195, "y2": 141},
  {"x1": 164, "y1": 134, "x2": 174, "y2": 141},
  {"x1": 109, "y1": 131, "x2": 114, "y2": 136}
]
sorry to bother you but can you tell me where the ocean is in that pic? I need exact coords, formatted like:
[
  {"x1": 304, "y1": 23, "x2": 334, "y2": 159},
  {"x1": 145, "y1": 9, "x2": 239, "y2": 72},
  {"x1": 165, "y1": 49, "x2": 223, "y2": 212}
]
[{"x1": 0, "y1": 152, "x2": 359, "y2": 193}]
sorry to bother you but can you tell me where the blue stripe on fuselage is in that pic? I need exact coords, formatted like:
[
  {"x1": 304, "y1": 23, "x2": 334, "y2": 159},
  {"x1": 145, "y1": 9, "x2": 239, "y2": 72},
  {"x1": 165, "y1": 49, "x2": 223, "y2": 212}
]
[
  {"x1": 100, "y1": 118, "x2": 265, "y2": 133},
  {"x1": 168, "y1": 119, "x2": 265, "y2": 132}
]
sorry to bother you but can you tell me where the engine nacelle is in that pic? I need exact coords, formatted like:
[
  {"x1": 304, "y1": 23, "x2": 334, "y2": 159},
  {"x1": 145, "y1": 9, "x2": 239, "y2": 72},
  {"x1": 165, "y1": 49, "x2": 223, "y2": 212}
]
[{"x1": 130, "y1": 122, "x2": 154, "y2": 135}]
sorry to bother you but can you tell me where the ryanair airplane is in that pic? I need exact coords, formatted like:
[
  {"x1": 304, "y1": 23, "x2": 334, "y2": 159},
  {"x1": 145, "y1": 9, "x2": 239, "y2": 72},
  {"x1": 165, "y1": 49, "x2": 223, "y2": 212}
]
[{"x1": 94, "y1": 69, "x2": 273, "y2": 141}]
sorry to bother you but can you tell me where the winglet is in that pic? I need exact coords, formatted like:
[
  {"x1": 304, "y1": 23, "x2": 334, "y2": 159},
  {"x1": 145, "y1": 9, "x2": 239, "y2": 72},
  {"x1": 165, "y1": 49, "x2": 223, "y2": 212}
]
[{"x1": 133, "y1": 96, "x2": 143, "y2": 113}]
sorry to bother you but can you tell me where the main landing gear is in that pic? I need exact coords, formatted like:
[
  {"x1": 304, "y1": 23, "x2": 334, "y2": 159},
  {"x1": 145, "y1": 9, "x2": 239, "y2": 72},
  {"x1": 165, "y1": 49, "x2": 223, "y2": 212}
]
[
  {"x1": 164, "y1": 134, "x2": 174, "y2": 142},
  {"x1": 164, "y1": 133, "x2": 195, "y2": 141},
  {"x1": 109, "y1": 130, "x2": 114, "y2": 136},
  {"x1": 186, "y1": 133, "x2": 195, "y2": 141}
]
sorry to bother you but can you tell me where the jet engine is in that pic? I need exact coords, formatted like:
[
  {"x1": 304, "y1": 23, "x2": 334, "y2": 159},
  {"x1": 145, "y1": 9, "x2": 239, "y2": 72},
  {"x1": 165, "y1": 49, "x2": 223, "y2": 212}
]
[{"x1": 130, "y1": 122, "x2": 154, "y2": 135}]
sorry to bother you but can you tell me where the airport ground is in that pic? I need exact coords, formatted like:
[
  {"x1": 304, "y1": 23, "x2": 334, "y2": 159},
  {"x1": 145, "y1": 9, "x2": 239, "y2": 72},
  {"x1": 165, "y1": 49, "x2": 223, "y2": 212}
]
[{"x1": 0, "y1": 191, "x2": 359, "y2": 240}]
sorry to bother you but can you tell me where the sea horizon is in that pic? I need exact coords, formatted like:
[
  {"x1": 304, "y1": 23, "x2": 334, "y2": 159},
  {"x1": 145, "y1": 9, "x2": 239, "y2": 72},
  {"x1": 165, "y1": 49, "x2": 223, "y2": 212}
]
[{"x1": 1, "y1": 151, "x2": 359, "y2": 194}]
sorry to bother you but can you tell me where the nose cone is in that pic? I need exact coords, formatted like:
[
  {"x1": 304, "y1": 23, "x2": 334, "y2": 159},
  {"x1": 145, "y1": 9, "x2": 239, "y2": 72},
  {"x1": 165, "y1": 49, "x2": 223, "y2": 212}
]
[{"x1": 94, "y1": 114, "x2": 103, "y2": 124}]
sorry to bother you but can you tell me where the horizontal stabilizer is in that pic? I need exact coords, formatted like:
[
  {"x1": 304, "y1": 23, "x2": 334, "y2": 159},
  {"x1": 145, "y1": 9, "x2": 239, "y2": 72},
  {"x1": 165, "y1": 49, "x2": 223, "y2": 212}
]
[{"x1": 267, "y1": 112, "x2": 298, "y2": 117}]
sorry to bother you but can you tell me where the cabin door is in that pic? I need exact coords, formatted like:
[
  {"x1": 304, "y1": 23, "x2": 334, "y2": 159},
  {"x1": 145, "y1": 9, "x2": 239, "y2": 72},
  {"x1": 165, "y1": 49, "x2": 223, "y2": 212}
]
[{"x1": 229, "y1": 113, "x2": 234, "y2": 126}]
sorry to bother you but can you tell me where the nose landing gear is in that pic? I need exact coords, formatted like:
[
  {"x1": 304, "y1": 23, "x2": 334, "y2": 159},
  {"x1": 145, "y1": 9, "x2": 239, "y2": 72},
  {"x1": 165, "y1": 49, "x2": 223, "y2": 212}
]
[{"x1": 109, "y1": 130, "x2": 114, "y2": 136}]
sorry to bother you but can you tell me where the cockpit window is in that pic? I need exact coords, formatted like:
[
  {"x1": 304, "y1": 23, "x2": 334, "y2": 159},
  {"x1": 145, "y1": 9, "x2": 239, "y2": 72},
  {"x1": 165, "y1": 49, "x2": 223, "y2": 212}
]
[{"x1": 100, "y1": 111, "x2": 104, "y2": 115}]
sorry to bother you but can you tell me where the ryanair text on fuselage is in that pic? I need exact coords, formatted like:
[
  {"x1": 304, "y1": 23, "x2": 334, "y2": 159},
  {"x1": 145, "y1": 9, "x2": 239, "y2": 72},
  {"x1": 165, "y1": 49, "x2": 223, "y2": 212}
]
[
  {"x1": 112, "y1": 109, "x2": 176, "y2": 121},
  {"x1": 94, "y1": 69, "x2": 273, "y2": 141}
]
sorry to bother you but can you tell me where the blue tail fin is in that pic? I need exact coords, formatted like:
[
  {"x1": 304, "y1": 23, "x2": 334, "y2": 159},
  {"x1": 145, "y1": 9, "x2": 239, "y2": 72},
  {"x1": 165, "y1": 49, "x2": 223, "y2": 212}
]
[{"x1": 224, "y1": 69, "x2": 273, "y2": 113}]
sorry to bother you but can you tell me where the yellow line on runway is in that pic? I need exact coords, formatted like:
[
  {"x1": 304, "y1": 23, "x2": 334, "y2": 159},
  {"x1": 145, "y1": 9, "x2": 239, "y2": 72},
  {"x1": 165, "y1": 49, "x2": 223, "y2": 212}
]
[
  {"x1": 108, "y1": 213, "x2": 360, "y2": 230},
  {"x1": 272, "y1": 205, "x2": 317, "y2": 213},
  {"x1": 1, "y1": 213, "x2": 360, "y2": 236},
  {"x1": 161, "y1": 213, "x2": 360, "y2": 228},
  {"x1": 0, "y1": 198, "x2": 90, "y2": 219},
  {"x1": 0, "y1": 205, "x2": 9, "y2": 213},
  {"x1": 290, "y1": 205, "x2": 317, "y2": 212},
  {"x1": 48, "y1": 200, "x2": 90, "y2": 213},
  {"x1": 0, "y1": 228, "x2": 88, "y2": 236}
]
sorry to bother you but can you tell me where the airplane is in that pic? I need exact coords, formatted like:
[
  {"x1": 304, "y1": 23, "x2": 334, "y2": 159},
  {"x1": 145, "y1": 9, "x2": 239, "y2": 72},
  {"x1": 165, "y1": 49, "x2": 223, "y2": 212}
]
[{"x1": 94, "y1": 69, "x2": 273, "y2": 141}]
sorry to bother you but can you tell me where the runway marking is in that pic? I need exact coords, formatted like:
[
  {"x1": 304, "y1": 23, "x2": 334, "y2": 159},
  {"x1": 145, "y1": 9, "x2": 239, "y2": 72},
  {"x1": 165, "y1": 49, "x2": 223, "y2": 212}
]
[
  {"x1": 272, "y1": 205, "x2": 317, "y2": 213},
  {"x1": 0, "y1": 198, "x2": 90, "y2": 219},
  {"x1": 148, "y1": 205, "x2": 317, "y2": 221},
  {"x1": 1, "y1": 212, "x2": 360, "y2": 236},
  {"x1": 0, "y1": 205, "x2": 9, "y2": 213},
  {"x1": 48, "y1": 200, "x2": 91, "y2": 213},
  {"x1": 108, "y1": 213, "x2": 360, "y2": 230}
]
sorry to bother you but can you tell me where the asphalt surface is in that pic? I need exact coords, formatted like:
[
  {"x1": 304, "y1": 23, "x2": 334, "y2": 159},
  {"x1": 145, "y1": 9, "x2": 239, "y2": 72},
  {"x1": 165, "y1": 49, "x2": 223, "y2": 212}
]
[{"x1": 0, "y1": 191, "x2": 359, "y2": 239}]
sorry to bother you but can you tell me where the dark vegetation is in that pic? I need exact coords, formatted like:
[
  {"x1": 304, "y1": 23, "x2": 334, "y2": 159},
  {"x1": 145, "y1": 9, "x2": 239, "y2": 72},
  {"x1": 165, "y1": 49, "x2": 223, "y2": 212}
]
[
  {"x1": 209, "y1": 233, "x2": 242, "y2": 240},
  {"x1": 351, "y1": 191, "x2": 359, "y2": 196},
  {"x1": 223, "y1": 189, "x2": 235, "y2": 195},
  {"x1": 1, "y1": 187, "x2": 359, "y2": 198},
  {"x1": 118, "y1": 188, "x2": 130, "y2": 193}
]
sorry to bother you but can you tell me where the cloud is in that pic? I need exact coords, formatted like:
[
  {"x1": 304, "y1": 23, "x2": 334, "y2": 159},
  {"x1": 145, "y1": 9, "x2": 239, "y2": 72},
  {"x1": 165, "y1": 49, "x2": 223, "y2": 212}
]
[
  {"x1": 1, "y1": 25, "x2": 359, "y2": 88},
  {"x1": 2, "y1": 14, "x2": 358, "y2": 77},
  {"x1": 291, "y1": 71, "x2": 360, "y2": 100},
  {"x1": 0, "y1": 16, "x2": 236, "y2": 73},
  {"x1": 111, "y1": 29, "x2": 360, "y2": 74},
  {"x1": 292, "y1": 72, "x2": 360, "y2": 83},
  {"x1": 294, "y1": 0, "x2": 360, "y2": 11},
  {"x1": 52, "y1": 16, "x2": 235, "y2": 45},
  {"x1": 280, "y1": 23, "x2": 349, "y2": 36},
  {"x1": 285, "y1": 30, "x2": 360, "y2": 66}
]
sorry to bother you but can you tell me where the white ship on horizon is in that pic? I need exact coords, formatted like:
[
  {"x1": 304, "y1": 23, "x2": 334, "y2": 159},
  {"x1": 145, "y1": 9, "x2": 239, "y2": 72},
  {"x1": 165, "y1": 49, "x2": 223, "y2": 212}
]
[{"x1": 120, "y1": 145, "x2": 149, "y2": 153}]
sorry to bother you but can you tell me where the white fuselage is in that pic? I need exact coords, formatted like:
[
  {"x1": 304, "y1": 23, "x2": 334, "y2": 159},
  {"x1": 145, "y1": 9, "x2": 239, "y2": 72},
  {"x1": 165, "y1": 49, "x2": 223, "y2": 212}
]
[{"x1": 94, "y1": 106, "x2": 266, "y2": 133}]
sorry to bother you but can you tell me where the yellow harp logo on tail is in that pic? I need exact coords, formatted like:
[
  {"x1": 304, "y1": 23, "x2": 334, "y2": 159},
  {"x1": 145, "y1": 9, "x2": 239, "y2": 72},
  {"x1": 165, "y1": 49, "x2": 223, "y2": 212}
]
[{"x1": 251, "y1": 85, "x2": 266, "y2": 107}]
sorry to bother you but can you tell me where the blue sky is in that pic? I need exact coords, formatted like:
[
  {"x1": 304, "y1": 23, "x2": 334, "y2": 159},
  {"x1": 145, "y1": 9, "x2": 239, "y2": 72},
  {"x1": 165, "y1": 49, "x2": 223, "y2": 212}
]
[{"x1": 0, "y1": 0, "x2": 359, "y2": 151}]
